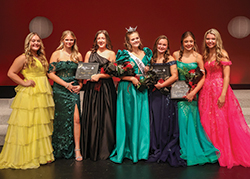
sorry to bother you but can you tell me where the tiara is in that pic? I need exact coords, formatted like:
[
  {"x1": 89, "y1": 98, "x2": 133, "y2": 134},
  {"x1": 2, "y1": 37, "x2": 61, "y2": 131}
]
[{"x1": 125, "y1": 26, "x2": 137, "y2": 32}]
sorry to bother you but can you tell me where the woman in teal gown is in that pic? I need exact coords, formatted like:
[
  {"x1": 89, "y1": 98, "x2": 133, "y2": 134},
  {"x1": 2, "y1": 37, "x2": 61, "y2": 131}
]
[
  {"x1": 48, "y1": 30, "x2": 83, "y2": 161},
  {"x1": 173, "y1": 31, "x2": 219, "y2": 166},
  {"x1": 110, "y1": 28, "x2": 152, "y2": 163}
]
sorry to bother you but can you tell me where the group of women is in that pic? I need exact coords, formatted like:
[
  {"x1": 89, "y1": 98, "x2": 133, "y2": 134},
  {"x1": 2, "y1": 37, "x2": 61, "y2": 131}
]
[{"x1": 0, "y1": 27, "x2": 250, "y2": 170}]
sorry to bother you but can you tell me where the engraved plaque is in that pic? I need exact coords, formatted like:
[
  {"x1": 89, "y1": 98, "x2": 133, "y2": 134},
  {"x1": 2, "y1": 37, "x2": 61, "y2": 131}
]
[
  {"x1": 171, "y1": 81, "x2": 189, "y2": 99},
  {"x1": 75, "y1": 62, "x2": 99, "y2": 79},
  {"x1": 151, "y1": 64, "x2": 171, "y2": 80}
]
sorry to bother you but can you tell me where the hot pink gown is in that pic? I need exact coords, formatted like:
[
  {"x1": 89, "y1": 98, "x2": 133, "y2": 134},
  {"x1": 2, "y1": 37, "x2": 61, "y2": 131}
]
[{"x1": 199, "y1": 60, "x2": 250, "y2": 169}]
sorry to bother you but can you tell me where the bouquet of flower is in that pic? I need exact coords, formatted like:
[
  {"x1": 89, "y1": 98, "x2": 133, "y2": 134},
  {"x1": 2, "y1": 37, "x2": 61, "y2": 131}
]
[
  {"x1": 178, "y1": 66, "x2": 204, "y2": 90},
  {"x1": 135, "y1": 68, "x2": 163, "y2": 92},
  {"x1": 102, "y1": 61, "x2": 135, "y2": 77}
]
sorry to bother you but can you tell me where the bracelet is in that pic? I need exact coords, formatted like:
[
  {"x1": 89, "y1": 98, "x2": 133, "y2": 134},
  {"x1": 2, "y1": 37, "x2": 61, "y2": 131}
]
[{"x1": 65, "y1": 83, "x2": 69, "y2": 89}]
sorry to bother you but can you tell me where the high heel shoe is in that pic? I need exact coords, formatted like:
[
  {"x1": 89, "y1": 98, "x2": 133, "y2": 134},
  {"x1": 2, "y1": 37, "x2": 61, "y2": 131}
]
[{"x1": 74, "y1": 149, "x2": 83, "y2": 162}]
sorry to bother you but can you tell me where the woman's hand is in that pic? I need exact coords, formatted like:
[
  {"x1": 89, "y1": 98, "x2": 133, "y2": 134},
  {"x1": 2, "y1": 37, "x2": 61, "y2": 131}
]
[
  {"x1": 144, "y1": 66, "x2": 149, "y2": 73},
  {"x1": 217, "y1": 95, "x2": 225, "y2": 108},
  {"x1": 65, "y1": 81, "x2": 75, "y2": 93},
  {"x1": 24, "y1": 80, "x2": 36, "y2": 87},
  {"x1": 90, "y1": 74, "x2": 100, "y2": 82},
  {"x1": 131, "y1": 77, "x2": 140, "y2": 86},
  {"x1": 154, "y1": 82, "x2": 163, "y2": 89},
  {"x1": 185, "y1": 90, "x2": 195, "y2": 102},
  {"x1": 72, "y1": 85, "x2": 82, "y2": 94}
]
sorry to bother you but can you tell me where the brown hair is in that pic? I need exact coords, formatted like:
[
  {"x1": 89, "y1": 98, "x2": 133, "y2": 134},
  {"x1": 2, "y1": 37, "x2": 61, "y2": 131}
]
[
  {"x1": 179, "y1": 31, "x2": 198, "y2": 61},
  {"x1": 124, "y1": 31, "x2": 143, "y2": 51},
  {"x1": 91, "y1": 30, "x2": 113, "y2": 53},
  {"x1": 151, "y1": 35, "x2": 170, "y2": 64}
]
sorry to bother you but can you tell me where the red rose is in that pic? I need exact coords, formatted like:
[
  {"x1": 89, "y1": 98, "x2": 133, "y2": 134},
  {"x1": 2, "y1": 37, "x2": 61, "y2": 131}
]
[
  {"x1": 126, "y1": 64, "x2": 132, "y2": 69},
  {"x1": 114, "y1": 63, "x2": 117, "y2": 66},
  {"x1": 189, "y1": 69, "x2": 196, "y2": 74},
  {"x1": 158, "y1": 79, "x2": 164, "y2": 83},
  {"x1": 100, "y1": 67, "x2": 105, "y2": 74}
]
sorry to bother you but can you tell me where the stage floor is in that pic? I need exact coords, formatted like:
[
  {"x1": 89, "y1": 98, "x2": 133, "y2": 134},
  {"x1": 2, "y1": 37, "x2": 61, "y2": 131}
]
[{"x1": 1, "y1": 147, "x2": 250, "y2": 179}]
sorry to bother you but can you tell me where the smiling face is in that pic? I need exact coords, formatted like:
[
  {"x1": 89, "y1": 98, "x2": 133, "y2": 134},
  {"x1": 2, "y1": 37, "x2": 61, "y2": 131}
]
[
  {"x1": 129, "y1": 32, "x2": 141, "y2": 48},
  {"x1": 183, "y1": 35, "x2": 194, "y2": 51},
  {"x1": 157, "y1": 39, "x2": 168, "y2": 54},
  {"x1": 205, "y1": 33, "x2": 216, "y2": 49},
  {"x1": 96, "y1": 33, "x2": 107, "y2": 49},
  {"x1": 29, "y1": 35, "x2": 41, "y2": 53},
  {"x1": 63, "y1": 34, "x2": 75, "y2": 49}
]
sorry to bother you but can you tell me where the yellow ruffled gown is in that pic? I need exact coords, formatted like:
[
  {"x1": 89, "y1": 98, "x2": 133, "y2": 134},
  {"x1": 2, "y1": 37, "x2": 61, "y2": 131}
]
[{"x1": 0, "y1": 57, "x2": 55, "y2": 169}]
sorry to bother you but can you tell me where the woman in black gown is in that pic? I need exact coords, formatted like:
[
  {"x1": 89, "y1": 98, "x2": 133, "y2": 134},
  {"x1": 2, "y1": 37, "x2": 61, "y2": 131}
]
[
  {"x1": 81, "y1": 30, "x2": 116, "y2": 161},
  {"x1": 148, "y1": 35, "x2": 186, "y2": 166}
]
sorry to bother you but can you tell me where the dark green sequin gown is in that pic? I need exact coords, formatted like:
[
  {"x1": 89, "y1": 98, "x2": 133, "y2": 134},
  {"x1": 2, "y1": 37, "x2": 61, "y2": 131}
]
[{"x1": 48, "y1": 61, "x2": 81, "y2": 159}]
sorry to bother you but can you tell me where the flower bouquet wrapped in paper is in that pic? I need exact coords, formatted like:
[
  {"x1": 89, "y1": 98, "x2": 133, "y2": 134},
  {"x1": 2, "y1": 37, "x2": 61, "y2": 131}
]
[
  {"x1": 102, "y1": 61, "x2": 136, "y2": 77},
  {"x1": 178, "y1": 66, "x2": 204, "y2": 90}
]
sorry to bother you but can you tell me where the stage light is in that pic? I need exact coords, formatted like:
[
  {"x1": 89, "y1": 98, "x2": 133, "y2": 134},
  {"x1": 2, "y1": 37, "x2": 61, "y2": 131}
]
[
  {"x1": 29, "y1": 16, "x2": 53, "y2": 39},
  {"x1": 228, "y1": 16, "x2": 250, "y2": 39}
]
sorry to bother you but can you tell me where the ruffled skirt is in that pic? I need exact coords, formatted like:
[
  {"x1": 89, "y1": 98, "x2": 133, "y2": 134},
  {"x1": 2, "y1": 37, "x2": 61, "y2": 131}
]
[{"x1": 0, "y1": 76, "x2": 54, "y2": 169}]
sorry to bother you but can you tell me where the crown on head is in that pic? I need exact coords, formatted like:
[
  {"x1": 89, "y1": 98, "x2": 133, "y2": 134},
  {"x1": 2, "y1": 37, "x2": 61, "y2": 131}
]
[{"x1": 125, "y1": 26, "x2": 137, "y2": 32}]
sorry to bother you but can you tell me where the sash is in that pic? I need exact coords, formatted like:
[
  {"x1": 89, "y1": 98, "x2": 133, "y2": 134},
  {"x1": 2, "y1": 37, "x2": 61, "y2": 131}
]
[{"x1": 126, "y1": 50, "x2": 145, "y2": 74}]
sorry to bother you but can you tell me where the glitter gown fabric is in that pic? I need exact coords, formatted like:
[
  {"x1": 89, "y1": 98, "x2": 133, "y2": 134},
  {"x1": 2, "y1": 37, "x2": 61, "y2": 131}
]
[
  {"x1": 110, "y1": 48, "x2": 152, "y2": 163},
  {"x1": 81, "y1": 52, "x2": 116, "y2": 161},
  {"x1": 199, "y1": 60, "x2": 250, "y2": 168},
  {"x1": 147, "y1": 61, "x2": 186, "y2": 167},
  {"x1": 48, "y1": 60, "x2": 80, "y2": 159},
  {"x1": 177, "y1": 61, "x2": 219, "y2": 166},
  {"x1": 0, "y1": 57, "x2": 54, "y2": 169}
]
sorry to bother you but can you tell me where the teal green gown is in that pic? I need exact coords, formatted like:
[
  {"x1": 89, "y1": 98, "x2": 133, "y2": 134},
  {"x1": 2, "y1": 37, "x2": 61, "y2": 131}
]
[
  {"x1": 177, "y1": 61, "x2": 219, "y2": 166},
  {"x1": 110, "y1": 47, "x2": 152, "y2": 163}
]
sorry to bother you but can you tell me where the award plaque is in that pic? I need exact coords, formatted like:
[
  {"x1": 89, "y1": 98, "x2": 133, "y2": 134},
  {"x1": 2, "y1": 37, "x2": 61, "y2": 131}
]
[
  {"x1": 171, "y1": 81, "x2": 189, "y2": 99},
  {"x1": 75, "y1": 62, "x2": 99, "y2": 79},
  {"x1": 151, "y1": 64, "x2": 171, "y2": 80}
]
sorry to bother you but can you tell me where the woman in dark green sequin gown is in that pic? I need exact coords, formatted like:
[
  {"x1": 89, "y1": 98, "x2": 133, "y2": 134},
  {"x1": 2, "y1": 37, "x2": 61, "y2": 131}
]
[{"x1": 48, "y1": 30, "x2": 83, "y2": 161}]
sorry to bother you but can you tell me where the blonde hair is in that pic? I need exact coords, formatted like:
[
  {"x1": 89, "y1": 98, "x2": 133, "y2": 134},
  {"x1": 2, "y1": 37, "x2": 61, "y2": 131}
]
[
  {"x1": 124, "y1": 31, "x2": 143, "y2": 51},
  {"x1": 57, "y1": 30, "x2": 79, "y2": 63},
  {"x1": 91, "y1": 30, "x2": 113, "y2": 53},
  {"x1": 151, "y1": 35, "x2": 170, "y2": 64},
  {"x1": 24, "y1": 32, "x2": 48, "y2": 69},
  {"x1": 202, "y1": 28, "x2": 228, "y2": 64}
]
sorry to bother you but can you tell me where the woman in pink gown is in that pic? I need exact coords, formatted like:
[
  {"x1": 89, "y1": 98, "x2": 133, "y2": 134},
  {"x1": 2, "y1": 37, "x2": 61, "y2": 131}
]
[{"x1": 199, "y1": 28, "x2": 250, "y2": 168}]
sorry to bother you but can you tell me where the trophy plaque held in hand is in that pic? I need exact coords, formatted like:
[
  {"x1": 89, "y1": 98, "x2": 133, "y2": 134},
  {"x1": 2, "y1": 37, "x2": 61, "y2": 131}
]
[
  {"x1": 151, "y1": 63, "x2": 171, "y2": 80},
  {"x1": 171, "y1": 81, "x2": 189, "y2": 99},
  {"x1": 75, "y1": 62, "x2": 99, "y2": 79}
]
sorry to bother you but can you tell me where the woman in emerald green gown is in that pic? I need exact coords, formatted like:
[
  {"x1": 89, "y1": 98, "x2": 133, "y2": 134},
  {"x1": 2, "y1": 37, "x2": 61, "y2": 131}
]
[
  {"x1": 110, "y1": 27, "x2": 152, "y2": 163},
  {"x1": 173, "y1": 31, "x2": 219, "y2": 166},
  {"x1": 48, "y1": 30, "x2": 83, "y2": 161}
]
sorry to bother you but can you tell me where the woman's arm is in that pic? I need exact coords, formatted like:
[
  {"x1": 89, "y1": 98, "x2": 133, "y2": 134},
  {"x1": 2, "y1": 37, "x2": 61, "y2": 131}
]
[
  {"x1": 72, "y1": 53, "x2": 84, "y2": 94},
  {"x1": 47, "y1": 51, "x2": 75, "y2": 92},
  {"x1": 90, "y1": 50, "x2": 116, "y2": 82},
  {"x1": 217, "y1": 58, "x2": 230, "y2": 108},
  {"x1": 185, "y1": 54, "x2": 205, "y2": 102},
  {"x1": 7, "y1": 54, "x2": 35, "y2": 87}
]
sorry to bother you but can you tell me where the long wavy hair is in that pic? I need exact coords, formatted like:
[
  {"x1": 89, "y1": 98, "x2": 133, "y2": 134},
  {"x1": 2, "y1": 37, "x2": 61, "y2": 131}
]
[
  {"x1": 57, "y1": 30, "x2": 79, "y2": 63},
  {"x1": 24, "y1": 32, "x2": 48, "y2": 69},
  {"x1": 91, "y1": 30, "x2": 113, "y2": 53},
  {"x1": 124, "y1": 31, "x2": 143, "y2": 51},
  {"x1": 151, "y1": 35, "x2": 170, "y2": 64},
  {"x1": 179, "y1": 31, "x2": 198, "y2": 61},
  {"x1": 202, "y1": 28, "x2": 228, "y2": 64}
]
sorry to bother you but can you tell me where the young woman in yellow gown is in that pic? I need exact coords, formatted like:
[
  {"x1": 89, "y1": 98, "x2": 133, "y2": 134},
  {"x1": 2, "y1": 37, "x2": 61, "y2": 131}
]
[{"x1": 0, "y1": 32, "x2": 55, "y2": 169}]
